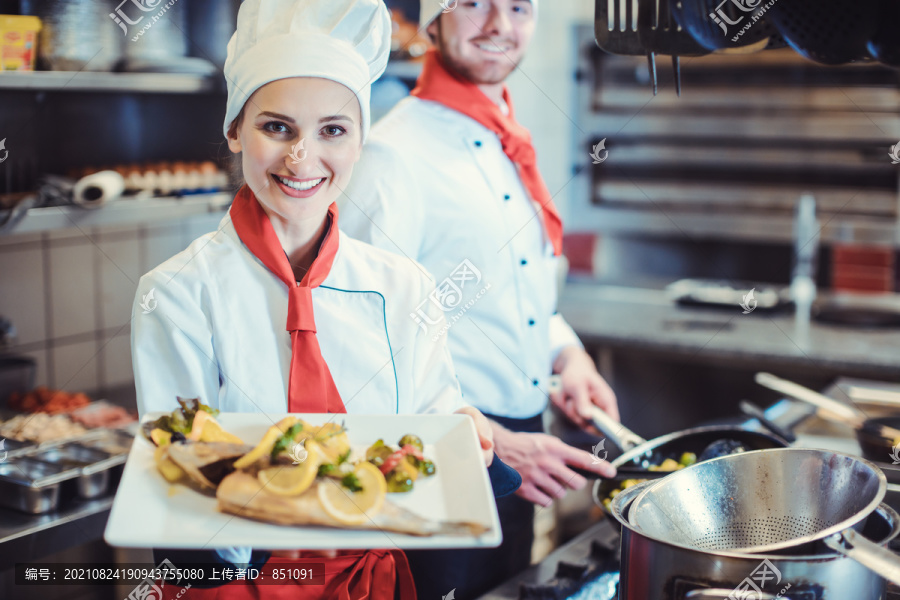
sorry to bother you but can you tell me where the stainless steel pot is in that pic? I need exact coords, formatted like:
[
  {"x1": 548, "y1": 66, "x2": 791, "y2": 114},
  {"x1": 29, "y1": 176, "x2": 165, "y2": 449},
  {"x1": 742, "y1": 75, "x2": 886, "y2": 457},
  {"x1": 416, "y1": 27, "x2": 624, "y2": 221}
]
[{"x1": 609, "y1": 481, "x2": 900, "y2": 600}]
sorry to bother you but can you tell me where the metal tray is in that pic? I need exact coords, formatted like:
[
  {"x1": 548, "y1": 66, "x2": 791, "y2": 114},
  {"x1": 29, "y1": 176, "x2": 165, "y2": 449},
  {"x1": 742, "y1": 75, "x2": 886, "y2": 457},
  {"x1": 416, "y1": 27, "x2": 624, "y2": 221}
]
[
  {"x1": 0, "y1": 437, "x2": 37, "y2": 459},
  {"x1": 76, "y1": 428, "x2": 134, "y2": 456},
  {"x1": 26, "y1": 442, "x2": 123, "y2": 499},
  {"x1": 0, "y1": 457, "x2": 80, "y2": 514}
]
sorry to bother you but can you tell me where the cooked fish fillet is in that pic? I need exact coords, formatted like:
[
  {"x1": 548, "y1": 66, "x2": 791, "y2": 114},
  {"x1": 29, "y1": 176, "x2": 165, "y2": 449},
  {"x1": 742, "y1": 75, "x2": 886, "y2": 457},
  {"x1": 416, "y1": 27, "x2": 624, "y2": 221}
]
[
  {"x1": 166, "y1": 442, "x2": 252, "y2": 490},
  {"x1": 217, "y1": 472, "x2": 490, "y2": 538}
]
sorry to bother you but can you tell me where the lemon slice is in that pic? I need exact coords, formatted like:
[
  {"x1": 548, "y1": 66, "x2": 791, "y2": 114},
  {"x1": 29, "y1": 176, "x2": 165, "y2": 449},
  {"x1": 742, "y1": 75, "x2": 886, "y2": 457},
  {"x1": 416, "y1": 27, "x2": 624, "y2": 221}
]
[
  {"x1": 198, "y1": 419, "x2": 244, "y2": 444},
  {"x1": 317, "y1": 462, "x2": 387, "y2": 525},
  {"x1": 233, "y1": 416, "x2": 298, "y2": 470},
  {"x1": 257, "y1": 440, "x2": 321, "y2": 496}
]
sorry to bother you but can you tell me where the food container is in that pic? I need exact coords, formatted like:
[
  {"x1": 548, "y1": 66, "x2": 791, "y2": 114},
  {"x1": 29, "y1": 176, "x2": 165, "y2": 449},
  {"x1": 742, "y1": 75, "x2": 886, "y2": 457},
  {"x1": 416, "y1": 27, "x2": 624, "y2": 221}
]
[
  {"x1": 20, "y1": 0, "x2": 121, "y2": 71},
  {"x1": 27, "y1": 442, "x2": 122, "y2": 499},
  {"x1": 0, "y1": 437, "x2": 36, "y2": 459},
  {"x1": 0, "y1": 456, "x2": 79, "y2": 514},
  {"x1": 0, "y1": 15, "x2": 41, "y2": 71},
  {"x1": 77, "y1": 428, "x2": 134, "y2": 456}
]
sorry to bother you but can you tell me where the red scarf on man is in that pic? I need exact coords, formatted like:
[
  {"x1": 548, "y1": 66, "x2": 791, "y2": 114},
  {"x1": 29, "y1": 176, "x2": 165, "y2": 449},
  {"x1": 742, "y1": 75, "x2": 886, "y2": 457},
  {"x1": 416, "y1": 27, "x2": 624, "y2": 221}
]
[
  {"x1": 411, "y1": 48, "x2": 564, "y2": 256},
  {"x1": 160, "y1": 187, "x2": 415, "y2": 600},
  {"x1": 230, "y1": 184, "x2": 345, "y2": 414}
]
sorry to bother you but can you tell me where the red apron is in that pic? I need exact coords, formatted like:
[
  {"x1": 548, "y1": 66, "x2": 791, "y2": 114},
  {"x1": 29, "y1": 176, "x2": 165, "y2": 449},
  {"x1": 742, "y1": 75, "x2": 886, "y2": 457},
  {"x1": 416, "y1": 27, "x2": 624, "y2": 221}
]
[{"x1": 157, "y1": 551, "x2": 415, "y2": 599}]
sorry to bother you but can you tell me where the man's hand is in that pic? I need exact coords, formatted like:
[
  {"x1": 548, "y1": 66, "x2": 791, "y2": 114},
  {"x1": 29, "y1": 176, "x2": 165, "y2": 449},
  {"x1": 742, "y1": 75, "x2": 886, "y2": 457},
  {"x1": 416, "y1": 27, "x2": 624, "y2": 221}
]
[
  {"x1": 456, "y1": 405, "x2": 495, "y2": 466},
  {"x1": 492, "y1": 426, "x2": 616, "y2": 507},
  {"x1": 550, "y1": 346, "x2": 620, "y2": 431}
]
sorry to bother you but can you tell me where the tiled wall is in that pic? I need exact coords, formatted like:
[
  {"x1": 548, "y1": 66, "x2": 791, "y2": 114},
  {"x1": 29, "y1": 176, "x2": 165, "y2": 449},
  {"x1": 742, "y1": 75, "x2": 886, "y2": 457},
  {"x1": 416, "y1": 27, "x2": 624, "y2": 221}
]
[{"x1": 0, "y1": 211, "x2": 226, "y2": 405}]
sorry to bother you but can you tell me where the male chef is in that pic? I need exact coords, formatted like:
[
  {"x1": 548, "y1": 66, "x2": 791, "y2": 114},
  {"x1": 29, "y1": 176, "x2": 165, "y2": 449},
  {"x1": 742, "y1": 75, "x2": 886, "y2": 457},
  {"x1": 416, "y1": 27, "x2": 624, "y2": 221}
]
[{"x1": 339, "y1": 0, "x2": 620, "y2": 596}]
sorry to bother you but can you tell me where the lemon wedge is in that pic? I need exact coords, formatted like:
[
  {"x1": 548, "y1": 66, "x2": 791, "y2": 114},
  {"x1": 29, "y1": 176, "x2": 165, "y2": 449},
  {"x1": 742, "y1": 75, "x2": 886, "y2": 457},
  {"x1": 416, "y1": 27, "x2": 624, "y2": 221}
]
[
  {"x1": 257, "y1": 440, "x2": 321, "y2": 496},
  {"x1": 198, "y1": 419, "x2": 244, "y2": 444},
  {"x1": 233, "y1": 416, "x2": 298, "y2": 470},
  {"x1": 314, "y1": 423, "x2": 351, "y2": 464},
  {"x1": 317, "y1": 462, "x2": 387, "y2": 525}
]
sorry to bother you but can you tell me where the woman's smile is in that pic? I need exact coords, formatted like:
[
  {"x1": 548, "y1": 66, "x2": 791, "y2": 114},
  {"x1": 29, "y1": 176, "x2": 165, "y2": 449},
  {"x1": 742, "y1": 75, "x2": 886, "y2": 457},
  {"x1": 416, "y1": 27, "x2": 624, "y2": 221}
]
[{"x1": 272, "y1": 173, "x2": 326, "y2": 198}]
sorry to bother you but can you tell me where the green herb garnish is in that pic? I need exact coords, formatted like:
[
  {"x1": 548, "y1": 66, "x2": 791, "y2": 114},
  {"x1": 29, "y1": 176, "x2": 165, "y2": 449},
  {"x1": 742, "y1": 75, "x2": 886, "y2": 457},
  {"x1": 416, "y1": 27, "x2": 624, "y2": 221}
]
[
  {"x1": 317, "y1": 463, "x2": 337, "y2": 477},
  {"x1": 341, "y1": 473, "x2": 364, "y2": 493},
  {"x1": 271, "y1": 422, "x2": 305, "y2": 459}
]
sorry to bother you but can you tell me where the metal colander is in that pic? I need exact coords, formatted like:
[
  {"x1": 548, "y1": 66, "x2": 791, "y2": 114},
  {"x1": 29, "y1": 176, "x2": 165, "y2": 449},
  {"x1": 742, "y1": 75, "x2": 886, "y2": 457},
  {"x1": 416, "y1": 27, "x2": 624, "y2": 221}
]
[{"x1": 628, "y1": 448, "x2": 887, "y2": 554}]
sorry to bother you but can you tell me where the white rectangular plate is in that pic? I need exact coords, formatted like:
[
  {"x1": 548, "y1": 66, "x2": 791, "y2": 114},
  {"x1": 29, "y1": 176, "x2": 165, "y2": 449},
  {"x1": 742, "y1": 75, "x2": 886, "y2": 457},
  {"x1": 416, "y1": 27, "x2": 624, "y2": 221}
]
[{"x1": 105, "y1": 413, "x2": 501, "y2": 550}]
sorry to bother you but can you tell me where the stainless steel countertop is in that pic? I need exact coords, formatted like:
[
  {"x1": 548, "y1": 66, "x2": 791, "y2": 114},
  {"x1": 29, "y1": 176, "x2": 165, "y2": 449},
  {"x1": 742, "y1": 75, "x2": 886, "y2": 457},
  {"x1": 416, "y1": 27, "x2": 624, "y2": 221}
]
[
  {"x1": 559, "y1": 282, "x2": 900, "y2": 378},
  {"x1": 0, "y1": 494, "x2": 114, "y2": 565}
]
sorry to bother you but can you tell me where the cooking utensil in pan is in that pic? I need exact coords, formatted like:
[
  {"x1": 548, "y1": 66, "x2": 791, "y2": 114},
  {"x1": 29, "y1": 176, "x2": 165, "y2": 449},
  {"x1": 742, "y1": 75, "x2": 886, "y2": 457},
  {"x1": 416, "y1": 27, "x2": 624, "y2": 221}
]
[
  {"x1": 766, "y1": 0, "x2": 877, "y2": 65},
  {"x1": 738, "y1": 399, "x2": 796, "y2": 443},
  {"x1": 628, "y1": 448, "x2": 900, "y2": 584},
  {"x1": 638, "y1": 0, "x2": 710, "y2": 96},
  {"x1": 590, "y1": 406, "x2": 788, "y2": 513},
  {"x1": 755, "y1": 372, "x2": 900, "y2": 462}
]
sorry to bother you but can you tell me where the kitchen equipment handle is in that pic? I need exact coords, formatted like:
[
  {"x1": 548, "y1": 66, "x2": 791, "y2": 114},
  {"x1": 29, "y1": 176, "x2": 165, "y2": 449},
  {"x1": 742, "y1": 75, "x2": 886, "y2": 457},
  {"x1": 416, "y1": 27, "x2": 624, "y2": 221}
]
[
  {"x1": 685, "y1": 590, "x2": 785, "y2": 600},
  {"x1": 755, "y1": 372, "x2": 866, "y2": 425},
  {"x1": 823, "y1": 529, "x2": 900, "y2": 586},
  {"x1": 589, "y1": 405, "x2": 647, "y2": 451},
  {"x1": 739, "y1": 400, "x2": 797, "y2": 443}
]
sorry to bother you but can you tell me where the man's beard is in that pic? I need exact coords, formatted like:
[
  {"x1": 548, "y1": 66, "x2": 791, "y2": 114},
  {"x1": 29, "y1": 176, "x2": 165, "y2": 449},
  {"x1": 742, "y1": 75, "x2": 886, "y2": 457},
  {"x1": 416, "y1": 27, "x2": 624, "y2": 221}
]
[{"x1": 434, "y1": 23, "x2": 520, "y2": 85}]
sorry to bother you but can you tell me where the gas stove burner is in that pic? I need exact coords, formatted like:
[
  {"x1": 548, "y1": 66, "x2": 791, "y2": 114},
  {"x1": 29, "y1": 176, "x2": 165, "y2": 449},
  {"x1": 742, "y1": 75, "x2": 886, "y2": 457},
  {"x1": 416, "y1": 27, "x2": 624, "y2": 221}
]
[{"x1": 518, "y1": 537, "x2": 620, "y2": 600}]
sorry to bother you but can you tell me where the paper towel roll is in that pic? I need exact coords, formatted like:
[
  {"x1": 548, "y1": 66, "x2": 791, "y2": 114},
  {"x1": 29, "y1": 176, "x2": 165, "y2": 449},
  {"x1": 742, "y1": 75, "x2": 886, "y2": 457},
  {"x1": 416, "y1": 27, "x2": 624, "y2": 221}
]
[{"x1": 72, "y1": 170, "x2": 126, "y2": 209}]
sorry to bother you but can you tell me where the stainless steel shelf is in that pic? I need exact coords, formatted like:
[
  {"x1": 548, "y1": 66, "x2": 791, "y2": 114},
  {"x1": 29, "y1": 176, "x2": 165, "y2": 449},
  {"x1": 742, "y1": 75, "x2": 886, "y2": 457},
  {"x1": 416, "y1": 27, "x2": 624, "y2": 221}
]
[
  {"x1": 0, "y1": 71, "x2": 217, "y2": 94},
  {"x1": 2, "y1": 193, "x2": 233, "y2": 236},
  {"x1": 575, "y1": 205, "x2": 900, "y2": 246}
]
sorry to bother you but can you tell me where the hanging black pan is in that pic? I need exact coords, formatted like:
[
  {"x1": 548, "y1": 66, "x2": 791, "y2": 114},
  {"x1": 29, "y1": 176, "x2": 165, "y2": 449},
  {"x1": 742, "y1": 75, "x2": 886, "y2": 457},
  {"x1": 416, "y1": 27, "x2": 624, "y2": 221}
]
[
  {"x1": 765, "y1": 0, "x2": 878, "y2": 65},
  {"x1": 672, "y1": 0, "x2": 778, "y2": 51},
  {"x1": 587, "y1": 406, "x2": 789, "y2": 513},
  {"x1": 867, "y1": 0, "x2": 900, "y2": 66}
]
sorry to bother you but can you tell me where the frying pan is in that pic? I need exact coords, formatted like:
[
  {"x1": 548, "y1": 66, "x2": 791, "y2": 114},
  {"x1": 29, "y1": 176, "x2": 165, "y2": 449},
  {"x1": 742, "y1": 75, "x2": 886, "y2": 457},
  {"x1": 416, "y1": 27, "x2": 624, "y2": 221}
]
[
  {"x1": 755, "y1": 372, "x2": 900, "y2": 464},
  {"x1": 766, "y1": 0, "x2": 878, "y2": 65},
  {"x1": 672, "y1": 0, "x2": 777, "y2": 51},
  {"x1": 589, "y1": 406, "x2": 789, "y2": 513},
  {"x1": 867, "y1": 0, "x2": 900, "y2": 66}
]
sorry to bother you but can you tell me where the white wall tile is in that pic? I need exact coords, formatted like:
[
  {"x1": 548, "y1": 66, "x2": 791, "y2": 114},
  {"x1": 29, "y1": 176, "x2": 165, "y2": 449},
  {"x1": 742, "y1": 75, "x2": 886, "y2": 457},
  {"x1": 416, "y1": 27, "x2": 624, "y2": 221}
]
[
  {"x1": 101, "y1": 333, "x2": 134, "y2": 390},
  {"x1": 98, "y1": 234, "x2": 141, "y2": 330},
  {"x1": 49, "y1": 240, "x2": 97, "y2": 338},
  {"x1": 52, "y1": 339, "x2": 100, "y2": 394},
  {"x1": 0, "y1": 246, "x2": 47, "y2": 345}
]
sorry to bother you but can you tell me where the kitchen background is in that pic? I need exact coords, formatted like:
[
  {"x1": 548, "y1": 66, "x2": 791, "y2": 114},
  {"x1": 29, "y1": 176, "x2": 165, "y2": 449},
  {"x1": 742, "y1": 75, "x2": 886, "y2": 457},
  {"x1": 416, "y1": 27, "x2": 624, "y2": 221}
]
[{"x1": 1, "y1": 0, "x2": 899, "y2": 598}]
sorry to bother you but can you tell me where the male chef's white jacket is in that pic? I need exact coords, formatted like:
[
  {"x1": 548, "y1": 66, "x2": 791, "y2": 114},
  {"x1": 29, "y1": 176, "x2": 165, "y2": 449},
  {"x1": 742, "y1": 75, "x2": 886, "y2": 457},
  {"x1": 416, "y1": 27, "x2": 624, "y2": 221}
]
[
  {"x1": 131, "y1": 210, "x2": 468, "y2": 565},
  {"x1": 132, "y1": 210, "x2": 466, "y2": 419},
  {"x1": 339, "y1": 97, "x2": 582, "y2": 419}
]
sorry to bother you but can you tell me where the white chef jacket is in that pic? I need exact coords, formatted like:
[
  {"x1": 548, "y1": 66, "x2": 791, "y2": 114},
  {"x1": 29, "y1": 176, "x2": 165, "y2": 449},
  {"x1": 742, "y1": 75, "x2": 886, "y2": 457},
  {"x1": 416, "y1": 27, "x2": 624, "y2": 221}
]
[
  {"x1": 131, "y1": 210, "x2": 466, "y2": 418},
  {"x1": 339, "y1": 97, "x2": 582, "y2": 419}
]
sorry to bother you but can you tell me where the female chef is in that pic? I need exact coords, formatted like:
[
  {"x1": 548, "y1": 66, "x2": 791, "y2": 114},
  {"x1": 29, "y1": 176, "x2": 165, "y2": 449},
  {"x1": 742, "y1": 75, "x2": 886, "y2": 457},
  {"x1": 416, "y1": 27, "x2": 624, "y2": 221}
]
[{"x1": 130, "y1": 0, "x2": 496, "y2": 597}]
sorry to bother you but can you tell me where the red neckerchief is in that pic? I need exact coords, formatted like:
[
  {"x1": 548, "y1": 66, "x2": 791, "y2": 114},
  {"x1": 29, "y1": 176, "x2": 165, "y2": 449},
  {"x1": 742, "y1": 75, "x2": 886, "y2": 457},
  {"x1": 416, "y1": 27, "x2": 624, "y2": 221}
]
[
  {"x1": 230, "y1": 185, "x2": 345, "y2": 414},
  {"x1": 411, "y1": 48, "x2": 564, "y2": 255}
]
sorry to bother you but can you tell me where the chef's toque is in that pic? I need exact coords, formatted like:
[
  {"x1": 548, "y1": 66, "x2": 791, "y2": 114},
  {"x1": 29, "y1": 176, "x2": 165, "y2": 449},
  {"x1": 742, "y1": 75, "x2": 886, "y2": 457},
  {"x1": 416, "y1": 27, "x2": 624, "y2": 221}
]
[{"x1": 223, "y1": 0, "x2": 391, "y2": 141}]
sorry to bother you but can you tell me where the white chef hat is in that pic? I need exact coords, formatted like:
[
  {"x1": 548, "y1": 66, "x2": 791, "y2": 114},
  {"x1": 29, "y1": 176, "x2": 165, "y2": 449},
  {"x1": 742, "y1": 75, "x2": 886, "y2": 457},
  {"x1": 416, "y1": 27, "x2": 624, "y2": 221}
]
[
  {"x1": 223, "y1": 0, "x2": 391, "y2": 141},
  {"x1": 418, "y1": 0, "x2": 538, "y2": 29}
]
